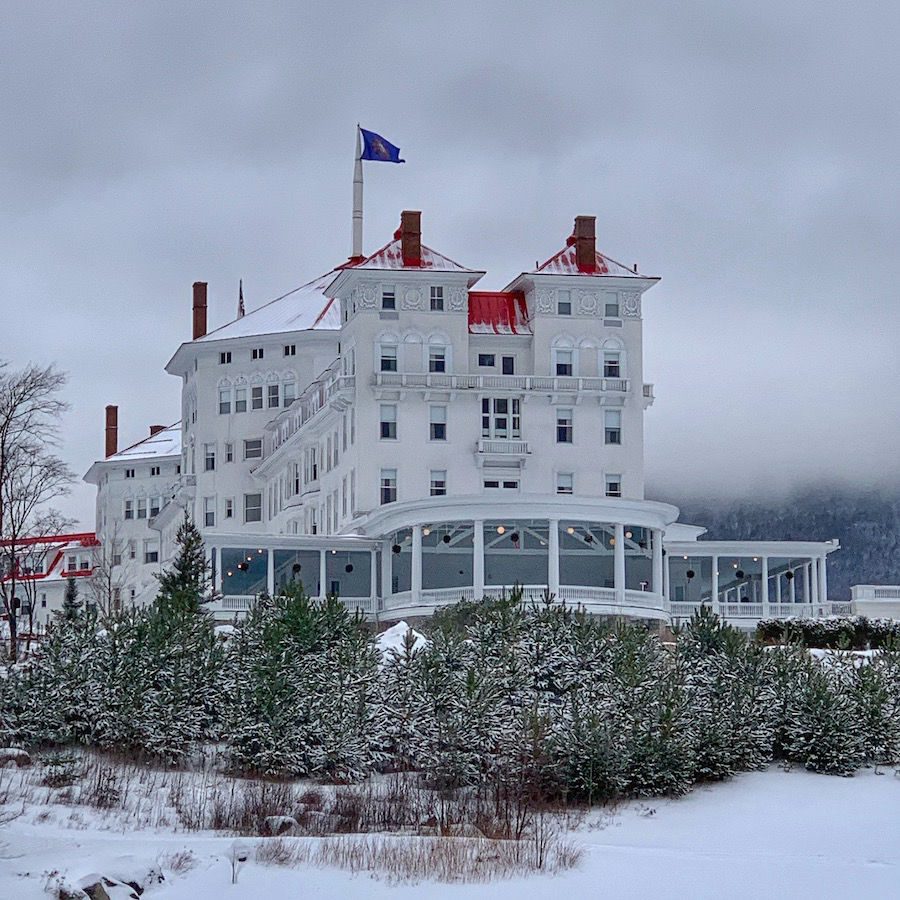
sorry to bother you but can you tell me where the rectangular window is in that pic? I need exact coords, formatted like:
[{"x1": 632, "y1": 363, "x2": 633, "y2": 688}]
[
  {"x1": 557, "y1": 290, "x2": 572, "y2": 316},
  {"x1": 380, "y1": 468, "x2": 397, "y2": 505},
  {"x1": 428, "y1": 346, "x2": 446, "y2": 373},
  {"x1": 380, "y1": 345, "x2": 397, "y2": 372},
  {"x1": 251, "y1": 347, "x2": 264, "y2": 360},
  {"x1": 481, "y1": 397, "x2": 521, "y2": 439},
  {"x1": 124, "y1": 500, "x2": 134, "y2": 520},
  {"x1": 137, "y1": 498, "x2": 147, "y2": 519},
  {"x1": 605, "y1": 409, "x2": 622, "y2": 444},
  {"x1": 267, "y1": 384, "x2": 280, "y2": 408},
  {"x1": 557, "y1": 472, "x2": 574, "y2": 494},
  {"x1": 603, "y1": 352, "x2": 621, "y2": 377},
  {"x1": 244, "y1": 439, "x2": 263, "y2": 460},
  {"x1": 204, "y1": 443, "x2": 216, "y2": 471},
  {"x1": 283, "y1": 344, "x2": 296, "y2": 356},
  {"x1": 218, "y1": 388, "x2": 231, "y2": 415},
  {"x1": 112, "y1": 553, "x2": 122, "y2": 568},
  {"x1": 380, "y1": 404, "x2": 398, "y2": 439},
  {"x1": 225, "y1": 442, "x2": 234, "y2": 463},
  {"x1": 219, "y1": 351, "x2": 232, "y2": 364},
  {"x1": 234, "y1": 387, "x2": 247, "y2": 413},
  {"x1": 251, "y1": 386, "x2": 263, "y2": 410},
  {"x1": 67, "y1": 554, "x2": 77, "y2": 572},
  {"x1": 430, "y1": 286, "x2": 444, "y2": 311},
  {"x1": 150, "y1": 466, "x2": 160, "y2": 477},
  {"x1": 430, "y1": 469, "x2": 447, "y2": 496},
  {"x1": 429, "y1": 405, "x2": 447, "y2": 440},
  {"x1": 244, "y1": 493, "x2": 262, "y2": 523},
  {"x1": 605, "y1": 474, "x2": 622, "y2": 498},
  {"x1": 143, "y1": 540, "x2": 159, "y2": 564},
  {"x1": 204, "y1": 497, "x2": 215, "y2": 528},
  {"x1": 381, "y1": 285, "x2": 396, "y2": 310},
  {"x1": 605, "y1": 298, "x2": 620, "y2": 317},
  {"x1": 556, "y1": 408, "x2": 573, "y2": 443},
  {"x1": 150, "y1": 496, "x2": 161, "y2": 517},
  {"x1": 501, "y1": 355, "x2": 515, "y2": 375},
  {"x1": 225, "y1": 498, "x2": 234, "y2": 519},
  {"x1": 128, "y1": 541, "x2": 136, "y2": 560},
  {"x1": 555, "y1": 350, "x2": 573, "y2": 377},
  {"x1": 478, "y1": 353, "x2": 495, "y2": 367},
  {"x1": 502, "y1": 480, "x2": 519, "y2": 490},
  {"x1": 125, "y1": 468, "x2": 135, "y2": 479},
  {"x1": 283, "y1": 381, "x2": 296, "y2": 406}
]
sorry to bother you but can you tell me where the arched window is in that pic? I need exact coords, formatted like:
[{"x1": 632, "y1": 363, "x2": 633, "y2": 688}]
[
  {"x1": 551, "y1": 334, "x2": 577, "y2": 377},
  {"x1": 601, "y1": 338, "x2": 626, "y2": 379}
]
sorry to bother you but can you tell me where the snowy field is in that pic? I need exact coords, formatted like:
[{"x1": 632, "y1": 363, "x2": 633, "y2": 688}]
[{"x1": 1, "y1": 766, "x2": 897, "y2": 899}]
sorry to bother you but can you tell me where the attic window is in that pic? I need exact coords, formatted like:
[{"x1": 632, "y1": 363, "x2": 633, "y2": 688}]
[
  {"x1": 251, "y1": 347, "x2": 265, "y2": 360},
  {"x1": 557, "y1": 291, "x2": 571, "y2": 316},
  {"x1": 219, "y1": 351, "x2": 232, "y2": 364},
  {"x1": 381, "y1": 286, "x2": 396, "y2": 310}
]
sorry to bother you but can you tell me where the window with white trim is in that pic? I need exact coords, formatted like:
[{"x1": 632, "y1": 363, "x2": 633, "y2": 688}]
[
  {"x1": 430, "y1": 286, "x2": 444, "y2": 311},
  {"x1": 605, "y1": 296, "x2": 620, "y2": 317},
  {"x1": 203, "y1": 496, "x2": 215, "y2": 527},
  {"x1": 137, "y1": 498, "x2": 147, "y2": 519},
  {"x1": 124, "y1": 500, "x2": 134, "y2": 520},
  {"x1": 244, "y1": 493, "x2": 262, "y2": 523},
  {"x1": 429, "y1": 405, "x2": 447, "y2": 440},
  {"x1": 234, "y1": 387, "x2": 247, "y2": 413},
  {"x1": 283, "y1": 344, "x2": 296, "y2": 356},
  {"x1": 556, "y1": 408, "x2": 573, "y2": 443},
  {"x1": 251, "y1": 347, "x2": 264, "y2": 360},
  {"x1": 244, "y1": 438, "x2": 263, "y2": 460},
  {"x1": 219, "y1": 351, "x2": 231, "y2": 364},
  {"x1": 149, "y1": 496, "x2": 161, "y2": 517},
  {"x1": 143, "y1": 539, "x2": 159, "y2": 564},
  {"x1": 555, "y1": 349, "x2": 574, "y2": 376},
  {"x1": 430, "y1": 469, "x2": 447, "y2": 496},
  {"x1": 225, "y1": 442, "x2": 234, "y2": 463},
  {"x1": 603, "y1": 352, "x2": 621, "y2": 378},
  {"x1": 283, "y1": 380, "x2": 296, "y2": 406},
  {"x1": 557, "y1": 472, "x2": 574, "y2": 495},
  {"x1": 251, "y1": 386, "x2": 263, "y2": 410},
  {"x1": 380, "y1": 404, "x2": 397, "y2": 439},
  {"x1": 218, "y1": 388, "x2": 231, "y2": 415},
  {"x1": 380, "y1": 344, "x2": 398, "y2": 372},
  {"x1": 380, "y1": 468, "x2": 397, "y2": 505},
  {"x1": 225, "y1": 498, "x2": 234, "y2": 519},
  {"x1": 604, "y1": 409, "x2": 622, "y2": 444},
  {"x1": 557, "y1": 290, "x2": 572, "y2": 316},
  {"x1": 478, "y1": 353, "x2": 495, "y2": 367},
  {"x1": 481, "y1": 398, "x2": 521, "y2": 439},
  {"x1": 150, "y1": 466, "x2": 160, "y2": 476},
  {"x1": 428, "y1": 345, "x2": 446, "y2": 373},
  {"x1": 381, "y1": 285, "x2": 396, "y2": 310},
  {"x1": 605, "y1": 474, "x2": 622, "y2": 498},
  {"x1": 125, "y1": 468, "x2": 135, "y2": 479},
  {"x1": 204, "y1": 443, "x2": 216, "y2": 471},
  {"x1": 267, "y1": 384, "x2": 280, "y2": 408},
  {"x1": 484, "y1": 478, "x2": 519, "y2": 490}
]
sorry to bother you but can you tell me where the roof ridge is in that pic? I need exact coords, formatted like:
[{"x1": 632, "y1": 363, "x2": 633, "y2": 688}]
[{"x1": 110, "y1": 420, "x2": 181, "y2": 459}]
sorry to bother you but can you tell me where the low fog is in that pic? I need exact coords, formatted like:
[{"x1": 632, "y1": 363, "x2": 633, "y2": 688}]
[{"x1": 2, "y1": 2, "x2": 898, "y2": 526}]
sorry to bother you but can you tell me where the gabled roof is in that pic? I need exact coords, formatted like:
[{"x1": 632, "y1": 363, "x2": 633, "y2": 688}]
[
  {"x1": 468, "y1": 292, "x2": 531, "y2": 335},
  {"x1": 533, "y1": 243, "x2": 646, "y2": 278},
  {"x1": 107, "y1": 422, "x2": 182, "y2": 462},
  {"x1": 196, "y1": 270, "x2": 342, "y2": 343},
  {"x1": 355, "y1": 238, "x2": 479, "y2": 273}
]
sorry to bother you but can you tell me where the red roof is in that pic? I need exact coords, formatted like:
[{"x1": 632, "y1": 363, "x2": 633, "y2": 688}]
[
  {"x1": 356, "y1": 239, "x2": 478, "y2": 272},
  {"x1": 1, "y1": 532, "x2": 97, "y2": 548},
  {"x1": 468, "y1": 292, "x2": 531, "y2": 335},
  {"x1": 534, "y1": 244, "x2": 643, "y2": 278}
]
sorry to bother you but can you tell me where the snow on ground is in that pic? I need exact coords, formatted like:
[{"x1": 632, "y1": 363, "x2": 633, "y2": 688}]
[
  {"x1": 375, "y1": 620, "x2": 428, "y2": 660},
  {"x1": 1, "y1": 767, "x2": 898, "y2": 899}
]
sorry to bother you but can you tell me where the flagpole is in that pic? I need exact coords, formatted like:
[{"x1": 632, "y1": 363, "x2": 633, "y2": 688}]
[{"x1": 352, "y1": 125, "x2": 363, "y2": 259}]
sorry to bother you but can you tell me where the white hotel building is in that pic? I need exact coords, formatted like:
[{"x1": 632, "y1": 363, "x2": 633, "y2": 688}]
[{"x1": 84, "y1": 212, "x2": 843, "y2": 627}]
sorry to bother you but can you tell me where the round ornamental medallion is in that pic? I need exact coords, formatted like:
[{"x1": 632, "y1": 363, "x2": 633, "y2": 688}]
[
  {"x1": 402, "y1": 289, "x2": 423, "y2": 310},
  {"x1": 621, "y1": 292, "x2": 641, "y2": 317},
  {"x1": 578, "y1": 291, "x2": 599, "y2": 315}
]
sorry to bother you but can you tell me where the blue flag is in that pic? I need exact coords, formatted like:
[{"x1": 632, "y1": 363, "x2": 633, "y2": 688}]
[{"x1": 359, "y1": 128, "x2": 405, "y2": 163}]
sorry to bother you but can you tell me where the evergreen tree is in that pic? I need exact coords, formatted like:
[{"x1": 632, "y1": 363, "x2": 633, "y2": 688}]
[
  {"x1": 58, "y1": 576, "x2": 82, "y2": 622},
  {"x1": 155, "y1": 512, "x2": 213, "y2": 613}
]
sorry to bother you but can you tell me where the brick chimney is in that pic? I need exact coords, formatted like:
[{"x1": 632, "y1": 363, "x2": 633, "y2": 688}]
[
  {"x1": 192, "y1": 281, "x2": 208, "y2": 340},
  {"x1": 573, "y1": 216, "x2": 597, "y2": 273},
  {"x1": 399, "y1": 210, "x2": 421, "y2": 267},
  {"x1": 149, "y1": 425, "x2": 165, "y2": 436},
  {"x1": 104, "y1": 405, "x2": 118, "y2": 458}
]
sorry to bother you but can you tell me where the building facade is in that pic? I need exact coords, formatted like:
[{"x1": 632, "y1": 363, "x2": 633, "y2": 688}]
[{"x1": 84, "y1": 212, "x2": 841, "y2": 627}]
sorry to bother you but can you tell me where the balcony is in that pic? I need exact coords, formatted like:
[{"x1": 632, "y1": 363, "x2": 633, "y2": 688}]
[
  {"x1": 476, "y1": 438, "x2": 531, "y2": 461},
  {"x1": 372, "y1": 372, "x2": 630, "y2": 396},
  {"x1": 642, "y1": 383, "x2": 654, "y2": 408}
]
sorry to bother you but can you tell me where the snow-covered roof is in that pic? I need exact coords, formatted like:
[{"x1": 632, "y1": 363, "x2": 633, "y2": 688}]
[
  {"x1": 355, "y1": 239, "x2": 479, "y2": 273},
  {"x1": 468, "y1": 291, "x2": 532, "y2": 335},
  {"x1": 196, "y1": 271, "x2": 341, "y2": 343},
  {"x1": 107, "y1": 422, "x2": 182, "y2": 462},
  {"x1": 533, "y1": 243, "x2": 646, "y2": 278}
]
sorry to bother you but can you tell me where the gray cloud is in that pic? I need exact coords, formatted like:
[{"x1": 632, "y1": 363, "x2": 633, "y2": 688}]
[{"x1": 2, "y1": 0, "x2": 897, "y2": 524}]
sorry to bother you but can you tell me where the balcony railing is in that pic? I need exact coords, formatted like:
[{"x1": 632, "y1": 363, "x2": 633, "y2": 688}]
[
  {"x1": 373, "y1": 373, "x2": 629, "y2": 393},
  {"x1": 476, "y1": 439, "x2": 531, "y2": 455}
]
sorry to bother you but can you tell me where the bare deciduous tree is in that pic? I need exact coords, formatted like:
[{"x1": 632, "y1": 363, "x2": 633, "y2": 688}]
[
  {"x1": 86, "y1": 522, "x2": 132, "y2": 618},
  {"x1": 0, "y1": 362, "x2": 73, "y2": 659}
]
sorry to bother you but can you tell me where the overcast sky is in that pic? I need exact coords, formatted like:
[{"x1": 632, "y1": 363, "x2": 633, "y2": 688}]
[{"x1": 3, "y1": 1, "x2": 898, "y2": 527}]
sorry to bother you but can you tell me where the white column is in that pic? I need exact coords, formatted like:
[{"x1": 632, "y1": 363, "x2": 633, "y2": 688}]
[
  {"x1": 789, "y1": 569, "x2": 796, "y2": 604},
  {"x1": 370, "y1": 550, "x2": 379, "y2": 611},
  {"x1": 266, "y1": 550, "x2": 275, "y2": 597},
  {"x1": 614, "y1": 523, "x2": 625, "y2": 607},
  {"x1": 818, "y1": 555, "x2": 828, "y2": 607},
  {"x1": 760, "y1": 557, "x2": 769, "y2": 611},
  {"x1": 381, "y1": 540, "x2": 392, "y2": 604},
  {"x1": 473, "y1": 520, "x2": 484, "y2": 599},
  {"x1": 548, "y1": 520, "x2": 560, "y2": 597},
  {"x1": 213, "y1": 546, "x2": 222, "y2": 593},
  {"x1": 710, "y1": 554, "x2": 719, "y2": 609},
  {"x1": 775, "y1": 570, "x2": 782, "y2": 604},
  {"x1": 411, "y1": 525, "x2": 422, "y2": 606},
  {"x1": 810, "y1": 557, "x2": 819, "y2": 605},
  {"x1": 652, "y1": 530, "x2": 664, "y2": 598},
  {"x1": 803, "y1": 562, "x2": 811, "y2": 606},
  {"x1": 663, "y1": 549, "x2": 670, "y2": 601},
  {"x1": 319, "y1": 549, "x2": 327, "y2": 600}
]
